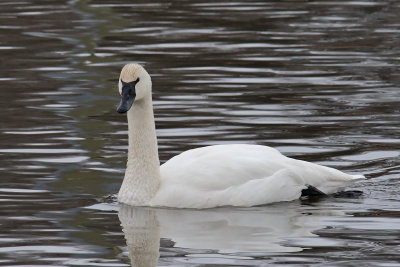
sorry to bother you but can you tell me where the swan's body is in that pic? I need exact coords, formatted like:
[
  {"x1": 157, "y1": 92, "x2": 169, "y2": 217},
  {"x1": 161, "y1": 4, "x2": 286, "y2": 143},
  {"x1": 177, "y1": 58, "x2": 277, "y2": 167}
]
[{"x1": 116, "y1": 63, "x2": 364, "y2": 209}]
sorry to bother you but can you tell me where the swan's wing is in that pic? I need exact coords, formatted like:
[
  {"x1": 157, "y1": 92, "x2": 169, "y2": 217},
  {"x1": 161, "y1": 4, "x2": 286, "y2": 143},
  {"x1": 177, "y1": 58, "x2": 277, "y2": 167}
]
[
  {"x1": 154, "y1": 144, "x2": 360, "y2": 208},
  {"x1": 160, "y1": 144, "x2": 286, "y2": 189}
]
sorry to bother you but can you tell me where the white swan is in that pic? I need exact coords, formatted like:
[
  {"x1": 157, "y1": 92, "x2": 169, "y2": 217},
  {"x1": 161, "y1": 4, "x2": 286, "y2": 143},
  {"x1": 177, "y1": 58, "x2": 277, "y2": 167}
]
[{"x1": 116, "y1": 63, "x2": 364, "y2": 208}]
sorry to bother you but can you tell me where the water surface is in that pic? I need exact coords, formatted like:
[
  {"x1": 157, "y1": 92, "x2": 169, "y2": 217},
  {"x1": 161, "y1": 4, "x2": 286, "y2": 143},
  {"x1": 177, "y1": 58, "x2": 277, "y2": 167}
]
[{"x1": 0, "y1": 0, "x2": 400, "y2": 266}]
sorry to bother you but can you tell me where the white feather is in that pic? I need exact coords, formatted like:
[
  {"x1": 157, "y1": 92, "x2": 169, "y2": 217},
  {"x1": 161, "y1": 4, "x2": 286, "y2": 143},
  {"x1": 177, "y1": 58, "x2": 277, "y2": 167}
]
[{"x1": 152, "y1": 144, "x2": 362, "y2": 208}]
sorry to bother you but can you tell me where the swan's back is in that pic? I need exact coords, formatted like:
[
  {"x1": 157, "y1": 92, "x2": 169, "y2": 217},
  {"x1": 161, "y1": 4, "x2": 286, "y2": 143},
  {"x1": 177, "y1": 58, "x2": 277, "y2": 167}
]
[
  {"x1": 162, "y1": 145, "x2": 284, "y2": 190},
  {"x1": 152, "y1": 144, "x2": 360, "y2": 208}
]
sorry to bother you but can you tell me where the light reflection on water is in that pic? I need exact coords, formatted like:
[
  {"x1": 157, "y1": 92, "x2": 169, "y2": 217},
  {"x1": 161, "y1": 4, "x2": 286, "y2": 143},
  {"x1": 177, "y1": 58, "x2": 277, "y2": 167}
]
[{"x1": 0, "y1": 0, "x2": 400, "y2": 266}]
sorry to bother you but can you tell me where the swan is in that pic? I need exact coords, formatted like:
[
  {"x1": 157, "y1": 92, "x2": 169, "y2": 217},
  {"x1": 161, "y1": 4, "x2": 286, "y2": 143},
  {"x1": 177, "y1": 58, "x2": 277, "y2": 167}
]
[{"x1": 116, "y1": 63, "x2": 364, "y2": 208}]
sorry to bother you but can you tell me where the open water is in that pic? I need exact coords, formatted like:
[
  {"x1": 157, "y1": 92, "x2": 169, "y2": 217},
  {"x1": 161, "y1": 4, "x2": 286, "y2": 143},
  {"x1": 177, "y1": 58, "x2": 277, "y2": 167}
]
[{"x1": 0, "y1": 0, "x2": 400, "y2": 266}]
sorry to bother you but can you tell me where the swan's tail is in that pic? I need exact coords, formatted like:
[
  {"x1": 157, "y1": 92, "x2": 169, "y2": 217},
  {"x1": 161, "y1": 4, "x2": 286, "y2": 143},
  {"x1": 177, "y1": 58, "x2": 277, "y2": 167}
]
[{"x1": 351, "y1": 174, "x2": 365, "y2": 180}]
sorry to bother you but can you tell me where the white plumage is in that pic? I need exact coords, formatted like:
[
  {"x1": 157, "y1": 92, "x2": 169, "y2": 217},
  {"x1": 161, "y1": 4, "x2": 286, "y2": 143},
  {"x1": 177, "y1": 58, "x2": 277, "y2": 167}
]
[{"x1": 116, "y1": 63, "x2": 364, "y2": 209}]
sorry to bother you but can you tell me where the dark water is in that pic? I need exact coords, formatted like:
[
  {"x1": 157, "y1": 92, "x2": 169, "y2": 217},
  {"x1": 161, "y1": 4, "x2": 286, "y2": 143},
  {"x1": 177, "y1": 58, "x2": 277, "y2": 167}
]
[{"x1": 1, "y1": 0, "x2": 400, "y2": 266}]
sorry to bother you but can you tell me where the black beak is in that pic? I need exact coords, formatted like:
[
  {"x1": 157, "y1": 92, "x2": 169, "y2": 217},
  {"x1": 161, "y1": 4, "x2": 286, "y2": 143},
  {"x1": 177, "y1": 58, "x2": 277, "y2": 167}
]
[{"x1": 117, "y1": 78, "x2": 139, "y2": 113}]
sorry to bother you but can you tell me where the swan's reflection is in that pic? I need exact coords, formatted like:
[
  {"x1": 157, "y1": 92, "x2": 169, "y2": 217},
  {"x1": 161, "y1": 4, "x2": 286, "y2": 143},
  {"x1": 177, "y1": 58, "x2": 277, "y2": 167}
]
[
  {"x1": 118, "y1": 205, "x2": 160, "y2": 267},
  {"x1": 118, "y1": 202, "x2": 337, "y2": 266}
]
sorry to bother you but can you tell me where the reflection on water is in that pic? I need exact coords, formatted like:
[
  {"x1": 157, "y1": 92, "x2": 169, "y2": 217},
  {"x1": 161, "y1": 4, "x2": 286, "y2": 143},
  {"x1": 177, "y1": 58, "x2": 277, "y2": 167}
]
[
  {"x1": 156, "y1": 206, "x2": 318, "y2": 254},
  {"x1": 0, "y1": 0, "x2": 400, "y2": 266},
  {"x1": 118, "y1": 204, "x2": 312, "y2": 267},
  {"x1": 119, "y1": 203, "x2": 339, "y2": 257},
  {"x1": 119, "y1": 205, "x2": 160, "y2": 267},
  {"x1": 111, "y1": 196, "x2": 400, "y2": 266}
]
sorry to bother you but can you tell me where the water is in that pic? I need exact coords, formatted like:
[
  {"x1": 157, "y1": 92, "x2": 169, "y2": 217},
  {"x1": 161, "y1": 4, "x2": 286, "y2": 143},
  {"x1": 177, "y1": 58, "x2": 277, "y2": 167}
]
[{"x1": 0, "y1": 0, "x2": 400, "y2": 266}]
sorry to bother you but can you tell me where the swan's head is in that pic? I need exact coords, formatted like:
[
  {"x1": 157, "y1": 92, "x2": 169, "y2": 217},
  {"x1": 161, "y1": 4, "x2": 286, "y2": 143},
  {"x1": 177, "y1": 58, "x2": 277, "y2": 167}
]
[{"x1": 117, "y1": 63, "x2": 152, "y2": 113}]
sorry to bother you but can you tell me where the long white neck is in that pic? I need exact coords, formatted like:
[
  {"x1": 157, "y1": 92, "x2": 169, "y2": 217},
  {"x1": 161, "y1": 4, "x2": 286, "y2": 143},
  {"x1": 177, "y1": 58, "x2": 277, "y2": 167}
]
[{"x1": 118, "y1": 93, "x2": 160, "y2": 206}]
